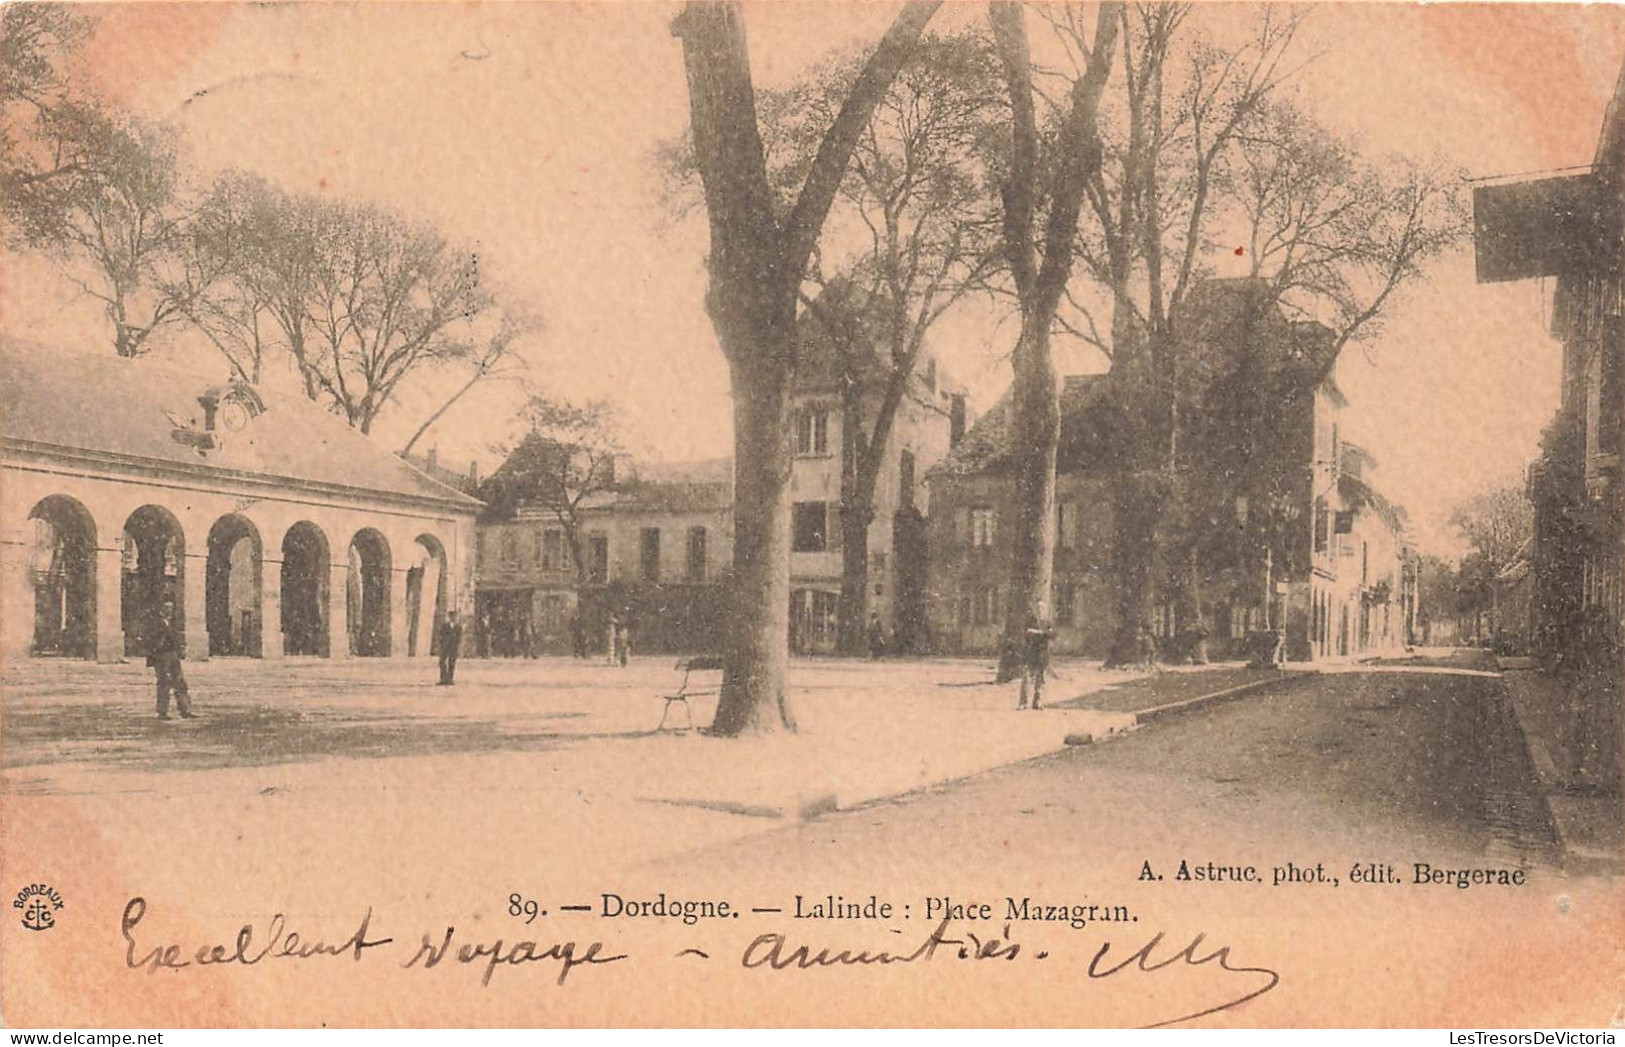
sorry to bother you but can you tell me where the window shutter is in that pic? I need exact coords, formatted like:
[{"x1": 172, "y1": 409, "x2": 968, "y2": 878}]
[{"x1": 955, "y1": 507, "x2": 970, "y2": 545}]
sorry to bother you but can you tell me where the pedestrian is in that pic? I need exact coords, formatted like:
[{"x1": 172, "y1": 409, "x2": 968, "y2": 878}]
[
  {"x1": 147, "y1": 602, "x2": 194, "y2": 721},
  {"x1": 616, "y1": 615, "x2": 632, "y2": 667},
  {"x1": 1017, "y1": 614, "x2": 1053, "y2": 711},
  {"x1": 570, "y1": 614, "x2": 586, "y2": 659},
  {"x1": 868, "y1": 612, "x2": 887, "y2": 659},
  {"x1": 436, "y1": 610, "x2": 464, "y2": 686},
  {"x1": 606, "y1": 612, "x2": 620, "y2": 666}
]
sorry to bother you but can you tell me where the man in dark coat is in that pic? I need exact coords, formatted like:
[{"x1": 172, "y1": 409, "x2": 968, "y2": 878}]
[
  {"x1": 436, "y1": 610, "x2": 464, "y2": 685},
  {"x1": 147, "y1": 604, "x2": 194, "y2": 721},
  {"x1": 1017, "y1": 614, "x2": 1054, "y2": 711},
  {"x1": 569, "y1": 614, "x2": 586, "y2": 659}
]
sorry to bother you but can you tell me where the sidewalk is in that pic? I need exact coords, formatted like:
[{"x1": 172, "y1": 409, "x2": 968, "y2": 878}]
[
  {"x1": 2, "y1": 655, "x2": 1303, "y2": 823},
  {"x1": 1497, "y1": 658, "x2": 1623, "y2": 876}
]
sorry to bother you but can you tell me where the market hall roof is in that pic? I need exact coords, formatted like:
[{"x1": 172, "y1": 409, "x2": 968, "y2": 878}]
[{"x1": 0, "y1": 336, "x2": 482, "y2": 512}]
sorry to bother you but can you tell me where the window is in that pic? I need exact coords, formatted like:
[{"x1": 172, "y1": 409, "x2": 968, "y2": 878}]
[
  {"x1": 686, "y1": 526, "x2": 708, "y2": 582},
  {"x1": 541, "y1": 594, "x2": 567, "y2": 631},
  {"x1": 974, "y1": 586, "x2": 999, "y2": 626},
  {"x1": 1055, "y1": 581, "x2": 1076, "y2": 626},
  {"x1": 1058, "y1": 501, "x2": 1078, "y2": 549},
  {"x1": 898, "y1": 450, "x2": 916, "y2": 510},
  {"x1": 971, "y1": 508, "x2": 997, "y2": 548},
  {"x1": 793, "y1": 502, "x2": 829, "y2": 552},
  {"x1": 541, "y1": 529, "x2": 567, "y2": 571},
  {"x1": 587, "y1": 533, "x2": 609, "y2": 583},
  {"x1": 641, "y1": 528, "x2": 661, "y2": 582},
  {"x1": 795, "y1": 408, "x2": 830, "y2": 456},
  {"x1": 1313, "y1": 497, "x2": 1329, "y2": 553},
  {"x1": 962, "y1": 585, "x2": 999, "y2": 627},
  {"x1": 500, "y1": 529, "x2": 520, "y2": 569}
]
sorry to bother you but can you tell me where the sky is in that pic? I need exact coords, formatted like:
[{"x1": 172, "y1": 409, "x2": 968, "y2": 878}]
[{"x1": 5, "y1": 1, "x2": 1625, "y2": 558}]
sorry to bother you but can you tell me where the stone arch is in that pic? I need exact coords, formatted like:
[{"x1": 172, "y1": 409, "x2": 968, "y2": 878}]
[
  {"x1": 406, "y1": 533, "x2": 449, "y2": 657},
  {"x1": 121, "y1": 504, "x2": 187, "y2": 659},
  {"x1": 280, "y1": 521, "x2": 331, "y2": 657},
  {"x1": 347, "y1": 528, "x2": 392, "y2": 657},
  {"x1": 27, "y1": 495, "x2": 97, "y2": 659},
  {"x1": 207, "y1": 514, "x2": 264, "y2": 657}
]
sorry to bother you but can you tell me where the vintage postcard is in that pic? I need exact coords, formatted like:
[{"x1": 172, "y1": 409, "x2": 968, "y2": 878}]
[{"x1": 1, "y1": 0, "x2": 1622, "y2": 1030}]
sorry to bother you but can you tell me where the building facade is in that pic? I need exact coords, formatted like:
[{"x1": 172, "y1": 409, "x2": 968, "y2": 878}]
[
  {"x1": 474, "y1": 456, "x2": 734, "y2": 656},
  {"x1": 473, "y1": 298, "x2": 970, "y2": 657},
  {"x1": 2, "y1": 339, "x2": 480, "y2": 665},
  {"x1": 926, "y1": 280, "x2": 1413, "y2": 663},
  {"x1": 1474, "y1": 57, "x2": 1625, "y2": 790}
]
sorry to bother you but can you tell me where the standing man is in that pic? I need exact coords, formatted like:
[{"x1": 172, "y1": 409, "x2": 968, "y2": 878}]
[
  {"x1": 1017, "y1": 614, "x2": 1054, "y2": 711},
  {"x1": 569, "y1": 613, "x2": 586, "y2": 659},
  {"x1": 616, "y1": 614, "x2": 632, "y2": 667},
  {"x1": 436, "y1": 610, "x2": 464, "y2": 686},
  {"x1": 868, "y1": 612, "x2": 887, "y2": 659},
  {"x1": 605, "y1": 612, "x2": 620, "y2": 666},
  {"x1": 148, "y1": 602, "x2": 194, "y2": 721}
]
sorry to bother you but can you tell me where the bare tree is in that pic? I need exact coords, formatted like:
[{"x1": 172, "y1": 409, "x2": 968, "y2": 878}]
[
  {"x1": 479, "y1": 397, "x2": 622, "y2": 590},
  {"x1": 401, "y1": 309, "x2": 536, "y2": 456},
  {"x1": 6, "y1": 103, "x2": 189, "y2": 358},
  {"x1": 301, "y1": 201, "x2": 489, "y2": 435},
  {"x1": 0, "y1": 3, "x2": 91, "y2": 201},
  {"x1": 672, "y1": 0, "x2": 940, "y2": 735},
  {"x1": 987, "y1": 0, "x2": 1122, "y2": 682},
  {"x1": 752, "y1": 30, "x2": 1004, "y2": 654}
]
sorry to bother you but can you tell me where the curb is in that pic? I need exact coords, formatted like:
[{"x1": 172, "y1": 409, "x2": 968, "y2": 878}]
[
  {"x1": 643, "y1": 673, "x2": 1307, "y2": 823},
  {"x1": 1131, "y1": 671, "x2": 1310, "y2": 725},
  {"x1": 1497, "y1": 668, "x2": 1625, "y2": 877}
]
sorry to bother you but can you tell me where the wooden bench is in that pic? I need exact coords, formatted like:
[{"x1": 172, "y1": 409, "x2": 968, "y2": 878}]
[{"x1": 657, "y1": 655, "x2": 724, "y2": 732}]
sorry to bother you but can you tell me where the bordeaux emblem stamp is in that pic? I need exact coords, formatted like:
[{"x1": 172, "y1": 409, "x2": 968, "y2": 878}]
[{"x1": 14, "y1": 883, "x2": 64, "y2": 932}]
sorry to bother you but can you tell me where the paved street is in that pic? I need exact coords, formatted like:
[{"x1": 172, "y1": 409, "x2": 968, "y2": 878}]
[
  {"x1": 658, "y1": 651, "x2": 1559, "y2": 881},
  {"x1": 5, "y1": 651, "x2": 1619, "y2": 1028}
]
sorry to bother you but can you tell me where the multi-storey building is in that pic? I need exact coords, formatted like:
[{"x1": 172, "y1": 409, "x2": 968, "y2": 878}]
[
  {"x1": 926, "y1": 278, "x2": 1412, "y2": 663},
  {"x1": 472, "y1": 294, "x2": 970, "y2": 655},
  {"x1": 1474, "y1": 55, "x2": 1625, "y2": 790},
  {"x1": 473, "y1": 454, "x2": 732, "y2": 656}
]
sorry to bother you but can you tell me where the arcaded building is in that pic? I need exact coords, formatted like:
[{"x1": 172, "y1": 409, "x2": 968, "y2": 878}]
[{"x1": 1, "y1": 338, "x2": 480, "y2": 664}]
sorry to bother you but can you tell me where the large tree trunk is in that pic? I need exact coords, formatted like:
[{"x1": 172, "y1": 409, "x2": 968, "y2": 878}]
[
  {"x1": 988, "y1": 0, "x2": 1120, "y2": 682},
  {"x1": 712, "y1": 345, "x2": 798, "y2": 735},
  {"x1": 995, "y1": 324, "x2": 1061, "y2": 681},
  {"x1": 1104, "y1": 312, "x2": 1166, "y2": 669},
  {"x1": 676, "y1": 0, "x2": 939, "y2": 734},
  {"x1": 836, "y1": 505, "x2": 872, "y2": 656},
  {"x1": 836, "y1": 381, "x2": 870, "y2": 656}
]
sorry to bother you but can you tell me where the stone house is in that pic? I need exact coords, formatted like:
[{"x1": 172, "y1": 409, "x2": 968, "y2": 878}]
[{"x1": 926, "y1": 279, "x2": 1408, "y2": 662}]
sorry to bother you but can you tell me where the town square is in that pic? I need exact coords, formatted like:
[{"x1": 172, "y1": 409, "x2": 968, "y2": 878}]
[{"x1": 1, "y1": 0, "x2": 1623, "y2": 1029}]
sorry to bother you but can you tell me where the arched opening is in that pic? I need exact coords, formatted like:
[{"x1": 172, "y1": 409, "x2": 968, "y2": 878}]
[
  {"x1": 207, "y1": 514, "x2": 263, "y2": 657},
  {"x1": 28, "y1": 495, "x2": 97, "y2": 659},
  {"x1": 406, "y1": 534, "x2": 448, "y2": 657},
  {"x1": 280, "y1": 521, "x2": 331, "y2": 657},
  {"x1": 121, "y1": 505, "x2": 186, "y2": 659},
  {"x1": 347, "y1": 528, "x2": 392, "y2": 657}
]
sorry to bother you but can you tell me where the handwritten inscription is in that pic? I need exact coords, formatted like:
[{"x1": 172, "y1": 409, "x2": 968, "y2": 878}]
[{"x1": 116, "y1": 896, "x2": 1279, "y2": 1026}]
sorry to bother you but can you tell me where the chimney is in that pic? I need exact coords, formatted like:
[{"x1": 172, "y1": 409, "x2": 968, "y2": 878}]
[
  {"x1": 949, "y1": 393, "x2": 967, "y2": 448},
  {"x1": 468, "y1": 460, "x2": 480, "y2": 486},
  {"x1": 426, "y1": 446, "x2": 438, "y2": 471}
]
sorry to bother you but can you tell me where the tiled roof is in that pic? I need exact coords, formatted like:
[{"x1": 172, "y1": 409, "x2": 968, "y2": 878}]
[
  {"x1": 929, "y1": 373, "x2": 1109, "y2": 477},
  {"x1": 607, "y1": 457, "x2": 733, "y2": 514},
  {"x1": 0, "y1": 336, "x2": 481, "y2": 510}
]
